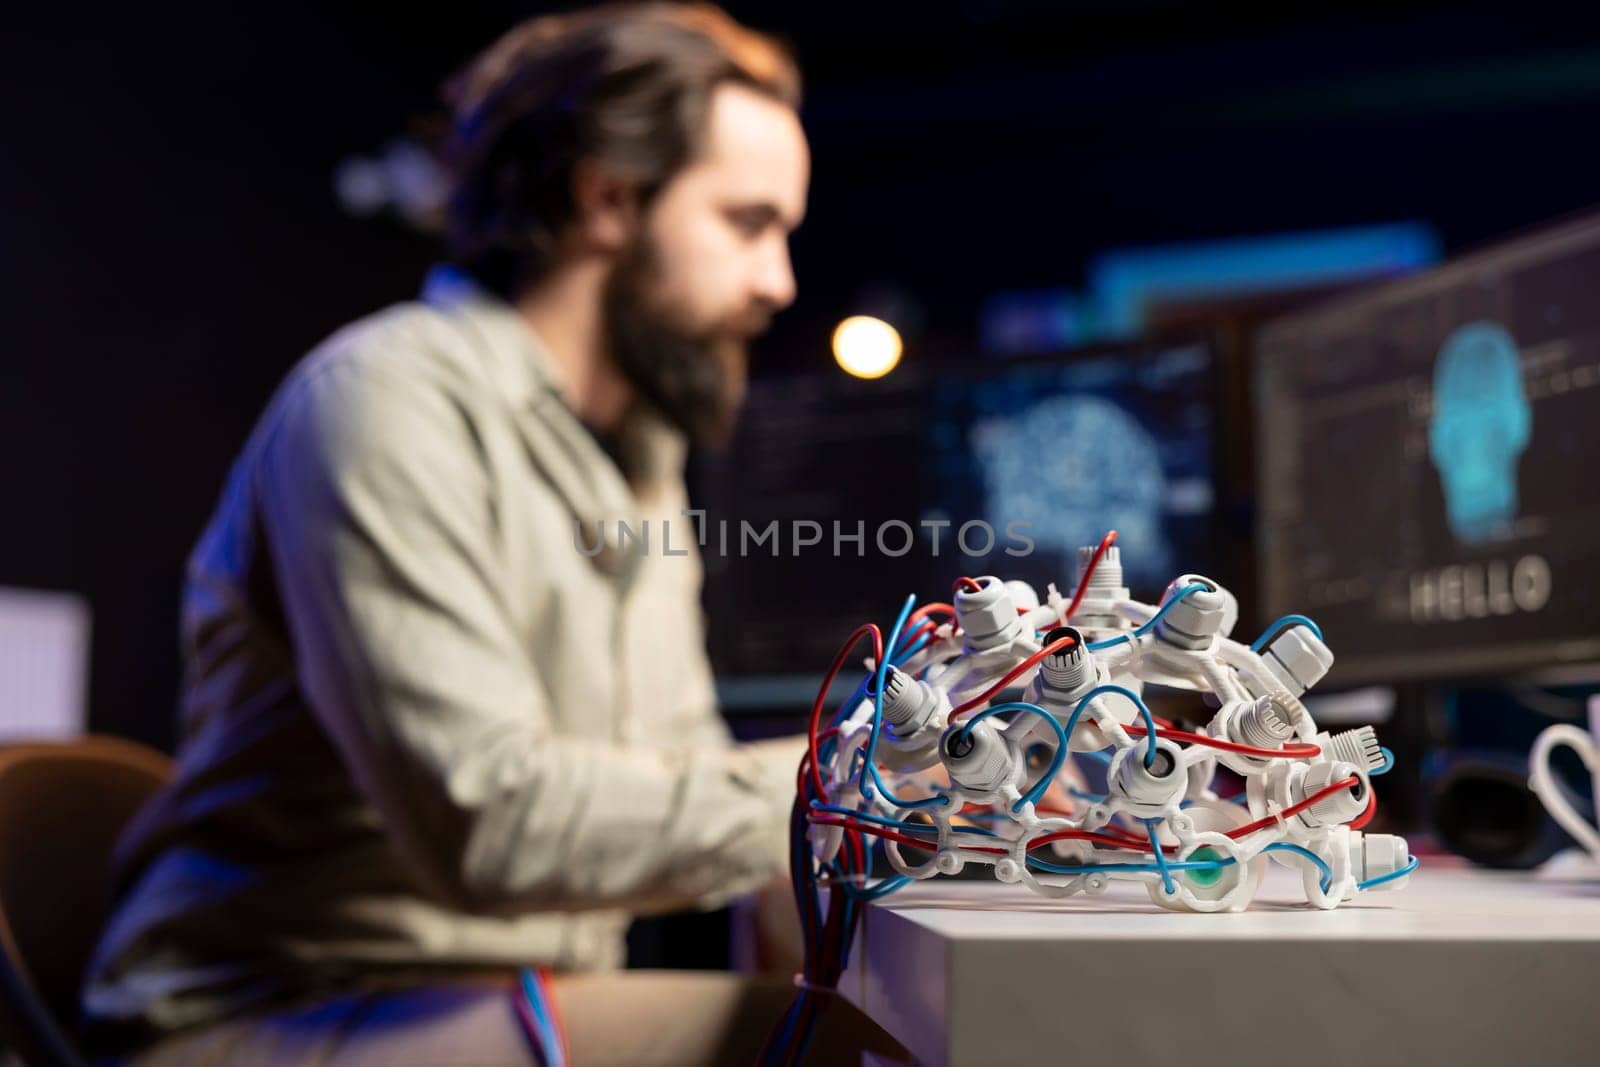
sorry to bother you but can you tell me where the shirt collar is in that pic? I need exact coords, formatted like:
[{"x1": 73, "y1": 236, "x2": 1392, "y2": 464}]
[
  {"x1": 416, "y1": 262, "x2": 691, "y2": 510},
  {"x1": 418, "y1": 262, "x2": 573, "y2": 410}
]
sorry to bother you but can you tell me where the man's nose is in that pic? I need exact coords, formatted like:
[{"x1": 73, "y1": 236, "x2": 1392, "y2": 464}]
[{"x1": 752, "y1": 241, "x2": 797, "y2": 311}]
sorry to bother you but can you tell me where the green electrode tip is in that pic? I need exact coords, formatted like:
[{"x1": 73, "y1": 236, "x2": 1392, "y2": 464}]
[{"x1": 1187, "y1": 846, "x2": 1225, "y2": 888}]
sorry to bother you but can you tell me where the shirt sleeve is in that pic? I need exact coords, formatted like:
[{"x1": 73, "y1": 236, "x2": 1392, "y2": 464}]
[{"x1": 252, "y1": 348, "x2": 803, "y2": 917}]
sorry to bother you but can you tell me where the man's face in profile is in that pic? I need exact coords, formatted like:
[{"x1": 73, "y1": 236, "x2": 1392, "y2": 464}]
[{"x1": 604, "y1": 82, "x2": 809, "y2": 446}]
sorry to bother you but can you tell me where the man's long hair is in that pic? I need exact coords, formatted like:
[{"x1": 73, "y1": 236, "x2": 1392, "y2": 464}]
[{"x1": 441, "y1": 2, "x2": 801, "y2": 301}]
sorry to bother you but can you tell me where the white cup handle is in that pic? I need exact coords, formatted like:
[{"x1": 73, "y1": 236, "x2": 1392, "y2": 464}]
[{"x1": 1530, "y1": 724, "x2": 1600, "y2": 857}]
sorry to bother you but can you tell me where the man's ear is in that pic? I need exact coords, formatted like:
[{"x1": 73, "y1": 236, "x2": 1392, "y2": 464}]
[{"x1": 571, "y1": 160, "x2": 640, "y2": 254}]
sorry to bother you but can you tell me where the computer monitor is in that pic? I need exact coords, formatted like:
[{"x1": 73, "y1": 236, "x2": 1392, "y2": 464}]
[
  {"x1": 1255, "y1": 211, "x2": 1600, "y2": 685},
  {"x1": 695, "y1": 340, "x2": 1223, "y2": 694}
]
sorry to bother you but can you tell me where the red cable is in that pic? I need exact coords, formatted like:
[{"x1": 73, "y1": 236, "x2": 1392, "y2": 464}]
[
  {"x1": 1062, "y1": 529, "x2": 1118, "y2": 622},
  {"x1": 949, "y1": 630, "x2": 1079, "y2": 719},
  {"x1": 809, "y1": 815, "x2": 1008, "y2": 856},
  {"x1": 1123, "y1": 723, "x2": 1323, "y2": 761},
  {"x1": 901, "y1": 604, "x2": 957, "y2": 651},
  {"x1": 807, "y1": 625, "x2": 883, "y2": 801},
  {"x1": 1039, "y1": 777, "x2": 1369, "y2": 850},
  {"x1": 953, "y1": 576, "x2": 984, "y2": 595},
  {"x1": 810, "y1": 814, "x2": 1175, "y2": 857},
  {"x1": 796, "y1": 733, "x2": 837, "y2": 798},
  {"x1": 909, "y1": 601, "x2": 955, "y2": 626},
  {"x1": 1027, "y1": 826, "x2": 1182, "y2": 853},
  {"x1": 814, "y1": 742, "x2": 1357, "y2": 845},
  {"x1": 1225, "y1": 775, "x2": 1363, "y2": 838}
]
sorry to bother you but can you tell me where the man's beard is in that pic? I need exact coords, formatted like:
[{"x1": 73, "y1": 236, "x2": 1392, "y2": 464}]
[{"x1": 601, "y1": 235, "x2": 770, "y2": 451}]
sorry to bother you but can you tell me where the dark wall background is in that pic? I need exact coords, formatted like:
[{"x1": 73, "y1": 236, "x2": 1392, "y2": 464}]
[{"x1": 6, "y1": 2, "x2": 1600, "y2": 751}]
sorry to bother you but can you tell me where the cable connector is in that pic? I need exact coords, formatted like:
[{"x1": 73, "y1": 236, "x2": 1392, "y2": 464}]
[
  {"x1": 954, "y1": 576, "x2": 1026, "y2": 652},
  {"x1": 1318, "y1": 725, "x2": 1386, "y2": 774},
  {"x1": 1025, "y1": 626, "x2": 1128, "y2": 752},
  {"x1": 1204, "y1": 691, "x2": 1307, "y2": 774},
  {"x1": 941, "y1": 719, "x2": 1016, "y2": 795},
  {"x1": 1349, "y1": 832, "x2": 1412, "y2": 891},
  {"x1": 877, "y1": 665, "x2": 942, "y2": 737},
  {"x1": 1152, "y1": 574, "x2": 1231, "y2": 650},
  {"x1": 1256, "y1": 625, "x2": 1334, "y2": 697},
  {"x1": 1109, "y1": 737, "x2": 1186, "y2": 818},
  {"x1": 1302, "y1": 761, "x2": 1368, "y2": 826},
  {"x1": 1069, "y1": 543, "x2": 1129, "y2": 628}
]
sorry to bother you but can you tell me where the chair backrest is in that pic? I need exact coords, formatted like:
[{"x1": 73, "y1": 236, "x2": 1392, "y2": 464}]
[{"x1": 0, "y1": 736, "x2": 171, "y2": 1065}]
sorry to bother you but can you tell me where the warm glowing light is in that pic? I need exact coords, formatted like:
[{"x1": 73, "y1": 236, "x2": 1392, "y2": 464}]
[{"x1": 832, "y1": 316, "x2": 903, "y2": 379}]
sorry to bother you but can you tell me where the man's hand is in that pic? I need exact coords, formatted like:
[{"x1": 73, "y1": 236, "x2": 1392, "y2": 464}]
[{"x1": 730, "y1": 874, "x2": 803, "y2": 977}]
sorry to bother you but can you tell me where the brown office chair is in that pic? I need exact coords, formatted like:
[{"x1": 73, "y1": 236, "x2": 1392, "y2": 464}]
[{"x1": 0, "y1": 736, "x2": 171, "y2": 1066}]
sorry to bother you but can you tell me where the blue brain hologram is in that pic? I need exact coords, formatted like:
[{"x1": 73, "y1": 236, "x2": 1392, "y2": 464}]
[
  {"x1": 969, "y1": 394, "x2": 1172, "y2": 575},
  {"x1": 1427, "y1": 321, "x2": 1531, "y2": 544}
]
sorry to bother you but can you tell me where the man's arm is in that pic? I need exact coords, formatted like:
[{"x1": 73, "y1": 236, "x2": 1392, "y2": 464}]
[{"x1": 253, "y1": 349, "x2": 799, "y2": 916}]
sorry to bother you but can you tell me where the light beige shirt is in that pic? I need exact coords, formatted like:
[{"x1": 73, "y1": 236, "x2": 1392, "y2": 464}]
[{"x1": 82, "y1": 265, "x2": 802, "y2": 1040}]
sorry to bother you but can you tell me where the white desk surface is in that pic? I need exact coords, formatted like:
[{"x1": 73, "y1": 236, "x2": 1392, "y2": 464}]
[{"x1": 841, "y1": 858, "x2": 1600, "y2": 1067}]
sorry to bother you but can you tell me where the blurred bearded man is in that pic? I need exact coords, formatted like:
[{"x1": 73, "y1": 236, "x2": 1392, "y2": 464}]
[{"x1": 79, "y1": 5, "x2": 877, "y2": 1064}]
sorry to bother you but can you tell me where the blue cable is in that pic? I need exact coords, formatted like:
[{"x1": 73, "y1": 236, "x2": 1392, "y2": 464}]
[
  {"x1": 884, "y1": 595, "x2": 919, "y2": 661},
  {"x1": 782, "y1": 600, "x2": 938, "y2": 1067},
  {"x1": 824, "y1": 609, "x2": 923, "y2": 739},
  {"x1": 806, "y1": 803, "x2": 990, "y2": 899},
  {"x1": 827, "y1": 605, "x2": 925, "y2": 734},
  {"x1": 1146, "y1": 819, "x2": 1177, "y2": 896},
  {"x1": 807, "y1": 805, "x2": 960, "y2": 902},
  {"x1": 771, "y1": 1000, "x2": 802, "y2": 1067},
  {"x1": 1086, "y1": 582, "x2": 1212, "y2": 653},
  {"x1": 1060, "y1": 684, "x2": 1161, "y2": 768},
  {"x1": 517, "y1": 968, "x2": 565, "y2": 1067},
  {"x1": 892, "y1": 630, "x2": 932, "y2": 664},
  {"x1": 789, "y1": 807, "x2": 819, "y2": 966},
  {"x1": 858, "y1": 595, "x2": 948, "y2": 810},
  {"x1": 793, "y1": 1017, "x2": 816, "y2": 1066},
  {"x1": 1357, "y1": 855, "x2": 1419, "y2": 891},
  {"x1": 1249, "y1": 613, "x2": 1324, "y2": 654},
  {"x1": 1263, "y1": 841, "x2": 1333, "y2": 894},
  {"x1": 956, "y1": 701, "x2": 1070, "y2": 811},
  {"x1": 793, "y1": 804, "x2": 825, "y2": 972},
  {"x1": 827, "y1": 675, "x2": 872, "y2": 732},
  {"x1": 516, "y1": 969, "x2": 550, "y2": 1036},
  {"x1": 1371, "y1": 746, "x2": 1395, "y2": 777}
]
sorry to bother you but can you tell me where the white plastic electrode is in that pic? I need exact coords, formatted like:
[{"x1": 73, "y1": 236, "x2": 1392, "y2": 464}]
[
  {"x1": 1231, "y1": 692, "x2": 1301, "y2": 749},
  {"x1": 1110, "y1": 737, "x2": 1187, "y2": 817},
  {"x1": 1070, "y1": 544, "x2": 1129, "y2": 628},
  {"x1": 1260, "y1": 625, "x2": 1335, "y2": 696},
  {"x1": 941, "y1": 719, "x2": 1016, "y2": 794},
  {"x1": 1004, "y1": 579, "x2": 1040, "y2": 614},
  {"x1": 877, "y1": 666, "x2": 942, "y2": 739},
  {"x1": 1154, "y1": 574, "x2": 1229, "y2": 650},
  {"x1": 1300, "y1": 761, "x2": 1369, "y2": 827},
  {"x1": 1349, "y1": 832, "x2": 1411, "y2": 890},
  {"x1": 873, "y1": 665, "x2": 948, "y2": 771},
  {"x1": 954, "y1": 576, "x2": 1025, "y2": 652},
  {"x1": 1318, "y1": 725, "x2": 1387, "y2": 773}
]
